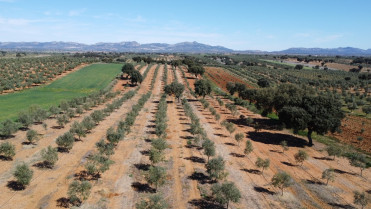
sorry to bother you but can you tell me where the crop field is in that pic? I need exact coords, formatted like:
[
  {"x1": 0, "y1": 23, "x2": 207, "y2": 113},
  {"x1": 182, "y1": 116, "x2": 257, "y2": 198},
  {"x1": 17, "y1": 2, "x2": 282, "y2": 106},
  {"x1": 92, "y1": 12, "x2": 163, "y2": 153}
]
[
  {"x1": 0, "y1": 55, "x2": 369, "y2": 209},
  {"x1": 0, "y1": 63, "x2": 122, "y2": 121}
]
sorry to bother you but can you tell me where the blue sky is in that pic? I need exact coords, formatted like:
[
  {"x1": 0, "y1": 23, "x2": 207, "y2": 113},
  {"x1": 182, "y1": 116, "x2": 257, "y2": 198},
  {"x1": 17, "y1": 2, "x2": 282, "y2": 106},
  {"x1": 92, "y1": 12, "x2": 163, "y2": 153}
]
[{"x1": 0, "y1": 0, "x2": 370, "y2": 50}]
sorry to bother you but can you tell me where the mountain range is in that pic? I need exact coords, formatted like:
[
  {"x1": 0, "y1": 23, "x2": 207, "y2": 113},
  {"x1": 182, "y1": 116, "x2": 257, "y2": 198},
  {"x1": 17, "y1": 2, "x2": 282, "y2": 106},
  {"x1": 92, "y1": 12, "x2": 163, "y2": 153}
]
[{"x1": 0, "y1": 41, "x2": 370, "y2": 56}]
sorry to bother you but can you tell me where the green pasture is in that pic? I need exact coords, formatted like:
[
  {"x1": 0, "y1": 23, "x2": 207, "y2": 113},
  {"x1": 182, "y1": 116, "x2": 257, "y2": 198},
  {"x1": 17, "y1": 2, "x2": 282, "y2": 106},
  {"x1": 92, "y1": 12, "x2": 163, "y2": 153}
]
[{"x1": 0, "y1": 63, "x2": 122, "y2": 121}]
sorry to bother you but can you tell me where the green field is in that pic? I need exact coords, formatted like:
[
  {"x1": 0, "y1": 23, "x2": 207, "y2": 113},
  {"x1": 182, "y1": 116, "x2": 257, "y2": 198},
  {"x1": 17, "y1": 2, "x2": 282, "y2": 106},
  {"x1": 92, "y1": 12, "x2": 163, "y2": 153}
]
[
  {"x1": 261, "y1": 59, "x2": 313, "y2": 70},
  {"x1": 0, "y1": 63, "x2": 122, "y2": 121}
]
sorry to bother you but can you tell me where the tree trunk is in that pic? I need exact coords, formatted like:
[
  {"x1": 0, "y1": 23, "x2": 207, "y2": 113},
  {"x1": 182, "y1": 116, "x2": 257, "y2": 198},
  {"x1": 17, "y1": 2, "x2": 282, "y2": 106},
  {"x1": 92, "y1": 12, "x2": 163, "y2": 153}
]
[
  {"x1": 281, "y1": 187, "x2": 284, "y2": 196},
  {"x1": 307, "y1": 129, "x2": 313, "y2": 146},
  {"x1": 326, "y1": 179, "x2": 329, "y2": 185},
  {"x1": 226, "y1": 200, "x2": 229, "y2": 209}
]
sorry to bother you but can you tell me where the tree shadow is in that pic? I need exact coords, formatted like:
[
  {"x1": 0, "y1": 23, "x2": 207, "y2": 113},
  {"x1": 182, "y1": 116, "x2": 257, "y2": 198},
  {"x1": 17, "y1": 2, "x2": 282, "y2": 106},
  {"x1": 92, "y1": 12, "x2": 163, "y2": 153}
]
[
  {"x1": 0, "y1": 134, "x2": 15, "y2": 140},
  {"x1": 188, "y1": 172, "x2": 211, "y2": 184},
  {"x1": 333, "y1": 169, "x2": 356, "y2": 176},
  {"x1": 131, "y1": 182, "x2": 156, "y2": 193},
  {"x1": 214, "y1": 133, "x2": 227, "y2": 138},
  {"x1": 7, "y1": 180, "x2": 25, "y2": 191},
  {"x1": 184, "y1": 156, "x2": 206, "y2": 164},
  {"x1": 188, "y1": 199, "x2": 224, "y2": 209},
  {"x1": 281, "y1": 161, "x2": 296, "y2": 167},
  {"x1": 305, "y1": 179, "x2": 324, "y2": 185},
  {"x1": 74, "y1": 170, "x2": 100, "y2": 181},
  {"x1": 180, "y1": 135, "x2": 193, "y2": 140},
  {"x1": 327, "y1": 202, "x2": 355, "y2": 209},
  {"x1": 140, "y1": 150, "x2": 150, "y2": 156},
  {"x1": 21, "y1": 141, "x2": 34, "y2": 145},
  {"x1": 254, "y1": 186, "x2": 275, "y2": 195},
  {"x1": 0, "y1": 155, "x2": 13, "y2": 161},
  {"x1": 56, "y1": 197, "x2": 70, "y2": 208},
  {"x1": 134, "y1": 163, "x2": 150, "y2": 171},
  {"x1": 269, "y1": 149, "x2": 282, "y2": 153},
  {"x1": 224, "y1": 142, "x2": 236, "y2": 146},
  {"x1": 248, "y1": 131, "x2": 307, "y2": 148},
  {"x1": 253, "y1": 118, "x2": 284, "y2": 131},
  {"x1": 241, "y1": 168, "x2": 260, "y2": 174},
  {"x1": 33, "y1": 161, "x2": 53, "y2": 169},
  {"x1": 230, "y1": 153, "x2": 245, "y2": 158},
  {"x1": 51, "y1": 126, "x2": 63, "y2": 130},
  {"x1": 313, "y1": 156, "x2": 333, "y2": 161},
  {"x1": 57, "y1": 147, "x2": 70, "y2": 153}
]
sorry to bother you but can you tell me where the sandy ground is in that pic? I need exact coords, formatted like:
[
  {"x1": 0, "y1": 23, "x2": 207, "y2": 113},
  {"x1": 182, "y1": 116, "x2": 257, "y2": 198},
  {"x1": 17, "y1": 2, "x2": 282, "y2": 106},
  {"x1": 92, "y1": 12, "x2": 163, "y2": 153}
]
[{"x1": 1, "y1": 64, "x2": 370, "y2": 209}]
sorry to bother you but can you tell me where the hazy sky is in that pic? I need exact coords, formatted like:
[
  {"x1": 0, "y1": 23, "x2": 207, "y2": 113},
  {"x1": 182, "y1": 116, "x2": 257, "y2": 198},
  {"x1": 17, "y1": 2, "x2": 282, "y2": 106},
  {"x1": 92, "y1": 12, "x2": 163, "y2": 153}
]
[{"x1": 0, "y1": 0, "x2": 370, "y2": 51}]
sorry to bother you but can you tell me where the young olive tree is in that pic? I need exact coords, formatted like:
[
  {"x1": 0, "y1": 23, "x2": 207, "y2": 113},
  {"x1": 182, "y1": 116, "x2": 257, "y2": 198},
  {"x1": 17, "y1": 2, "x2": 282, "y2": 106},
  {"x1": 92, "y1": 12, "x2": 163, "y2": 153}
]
[
  {"x1": 13, "y1": 163, "x2": 33, "y2": 189},
  {"x1": 0, "y1": 142, "x2": 16, "y2": 160},
  {"x1": 321, "y1": 168, "x2": 335, "y2": 185},
  {"x1": 255, "y1": 157, "x2": 270, "y2": 175},
  {"x1": 146, "y1": 166, "x2": 167, "y2": 190},
  {"x1": 271, "y1": 171, "x2": 293, "y2": 196},
  {"x1": 68, "y1": 180, "x2": 92, "y2": 206},
  {"x1": 211, "y1": 181, "x2": 241, "y2": 209},
  {"x1": 206, "y1": 156, "x2": 228, "y2": 181},
  {"x1": 294, "y1": 150, "x2": 308, "y2": 166}
]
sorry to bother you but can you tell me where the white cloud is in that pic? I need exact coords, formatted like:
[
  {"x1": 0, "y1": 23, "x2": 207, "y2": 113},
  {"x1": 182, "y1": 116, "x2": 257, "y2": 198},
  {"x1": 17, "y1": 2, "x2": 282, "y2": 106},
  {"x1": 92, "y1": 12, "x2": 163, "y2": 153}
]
[{"x1": 68, "y1": 8, "x2": 86, "y2": 17}]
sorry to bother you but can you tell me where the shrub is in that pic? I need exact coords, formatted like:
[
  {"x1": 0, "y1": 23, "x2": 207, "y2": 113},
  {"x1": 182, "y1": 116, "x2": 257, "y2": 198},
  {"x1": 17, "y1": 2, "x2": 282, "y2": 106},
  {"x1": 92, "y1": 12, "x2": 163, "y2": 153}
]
[
  {"x1": 146, "y1": 166, "x2": 166, "y2": 190},
  {"x1": 26, "y1": 129, "x2": 39, "y2": 144},
  {"x1": 85, "y1": 154, "x2": 114, "y2": 177},
  {"x1": 13, "y1": 163, "x2": 33, "y2": 188},
  {"x1": 17, "y1": 111, "x2": 33, "y2": 128},
  {"x1": 106, "y1": 127, "x2": 123, "y2": 146},
  {"x1": 0, "y1": 142, "x2": 16, "y2": 160},
  {"x1": 40, "y1": 146, "x2": 58, "y2": 168},
  {"x1": 56, "y1": 114, "x2": 69, "y2": 128},
  {"x1": 211, "y1": 181, "x2": 241, "y2": 209},
  {"x1": 56, "y1": 132, "x2": 74, "y2": 152},
  {"x1": 271, "y1": 171, "x2": 293, "y2": 196},
  {"x1": 91, "y1": 110, "x2": 104, "y2": 124},
  {"x1": 349, "y1": 153, "x2": 369, "y2": 176},
  {"x1": 136, "y1": 194, "x2": 168, "y2": 209},
  {"x1": 294, "y1": 150, "x2": 308, "y2": 166},
  {"x1": 68, "y1": 180, "x2": 92, "y2": 206},
  {"x1": 81, "y1": 116, "x2": 95, "y2": 132}
]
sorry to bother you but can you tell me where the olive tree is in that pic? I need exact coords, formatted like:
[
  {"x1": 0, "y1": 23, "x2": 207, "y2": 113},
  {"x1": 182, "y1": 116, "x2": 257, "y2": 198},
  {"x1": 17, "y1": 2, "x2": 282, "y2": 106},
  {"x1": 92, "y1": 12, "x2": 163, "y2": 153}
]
[
  {"x1": 194, "y1": 79, "x2": 212, "y2": 98},
  {"x1": 234, "y1": 133, "x2": 244, "y2": 146},
  {"x1": 280, "y1": 140, "x2": 289, "y2": 153},
  {"x1": 146, "y1": 166, "x2": 166, "y2": 190},
  {"x1": 294, "y1": 150, "x2": 308, "y2": 166},
  {"x1": 130, "y1": 70, "x2": 143, "y2": 85},
  {"x1": 26, "y1": 129, "x2": 39, "y2": 144},
  {"x1": 206, "y1": 156, "x2": 228, "y2": 181},
  {"x1": 349, "y1": 153, "x2": 369, "y2": 177},
  {"x1": 136, "y1": 194, "x2": 168, "y2": 209},
  {"x1": 255, "y1": 157, "x2": 270, "y2": 174},
  {"x1": 56, "y1": 132, "x2": 74, "y2": 152},
  {"x1": 271, "y1": 171, "x2": 293, "y2": 196},
  {"x1": 244, "y1": 140, "x2": 254, "y2": 157},
  {"x1": 353, "y1": 191, "x2": 369, "y2": 209},
  {"x1": 13, "y1": 163, "x2": 33, "y2": 188},
  {"x1": 0, "y1": 142, "x2": 16, "y2": 160},
  {"x1": 68, "y1": 180, "x2": 92, "y2": 206},
  {"x1": 40, "y1": 146, "x2": 58, "y2": 168},
  {"x1": 164, "y1": 82, "x2": 185, "y2": 102},
  {"x1": 326, "y1": 145, "x2": 343, "y2": 160},
  {"x1": 211, "y1": 181, "x2": 241, "y2": 209},
  {"x1": 202, "y1": 139, "x2": 215, "y2": 162},
  {"x1": 321, "y1": 168, "x2": 335, "y2": 185}
]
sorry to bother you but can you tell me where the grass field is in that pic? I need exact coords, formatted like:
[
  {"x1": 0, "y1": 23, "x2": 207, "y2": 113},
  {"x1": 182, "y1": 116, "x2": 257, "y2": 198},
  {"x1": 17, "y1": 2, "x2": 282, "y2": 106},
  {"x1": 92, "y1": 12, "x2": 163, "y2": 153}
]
[
  {"x1": 261, "y1": 59, "x2": 313, "y2": 70},
  {"x1": 0, "y1": 63, "x2": 122, "y2": 121}
]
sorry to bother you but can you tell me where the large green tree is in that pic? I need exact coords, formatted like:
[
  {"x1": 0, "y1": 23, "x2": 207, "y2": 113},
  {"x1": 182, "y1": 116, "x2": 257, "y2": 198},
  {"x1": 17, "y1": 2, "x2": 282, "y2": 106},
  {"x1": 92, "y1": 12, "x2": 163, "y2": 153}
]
[
  {"x1": 121, "y1": 63, "x2": 135, "y2": 78},
  {"x1": 164, "y1": 82, "x2": 185, "y2": 102},
  {"x1": 194, "y1": 79, "x2": 212, "y2": 98}
]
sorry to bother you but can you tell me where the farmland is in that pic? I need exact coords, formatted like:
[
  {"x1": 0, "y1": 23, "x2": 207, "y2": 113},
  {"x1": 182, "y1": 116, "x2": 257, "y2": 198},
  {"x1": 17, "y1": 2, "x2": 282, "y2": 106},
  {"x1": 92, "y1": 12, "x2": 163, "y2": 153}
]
[
  {"x1": 0, "y1": 63, "x2": 122, "y2": 121},
  {"x1": 0, "y1": 54, "x2": 370, "y2": 209}
]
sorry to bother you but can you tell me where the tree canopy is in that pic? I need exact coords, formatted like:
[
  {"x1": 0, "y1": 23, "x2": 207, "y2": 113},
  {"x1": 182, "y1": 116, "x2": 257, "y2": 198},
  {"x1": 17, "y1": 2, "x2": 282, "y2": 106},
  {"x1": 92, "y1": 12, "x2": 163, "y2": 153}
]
[{"x1": 194, "y1": 79, "x2": 212, "y2": 98}]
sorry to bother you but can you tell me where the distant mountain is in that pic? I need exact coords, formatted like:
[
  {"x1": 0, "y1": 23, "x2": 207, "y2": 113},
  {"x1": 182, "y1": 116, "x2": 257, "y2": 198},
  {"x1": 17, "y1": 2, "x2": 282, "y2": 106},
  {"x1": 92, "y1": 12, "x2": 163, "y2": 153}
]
[
  {"x1": 0, "y1": 41, "x2": 233, "y2": 53},
  {"x1": 274, "y1": 47, "x2": 371, "y2": 56},
  {"x1": 0, "y1": 41, "x2": 370, "y2": 55}
]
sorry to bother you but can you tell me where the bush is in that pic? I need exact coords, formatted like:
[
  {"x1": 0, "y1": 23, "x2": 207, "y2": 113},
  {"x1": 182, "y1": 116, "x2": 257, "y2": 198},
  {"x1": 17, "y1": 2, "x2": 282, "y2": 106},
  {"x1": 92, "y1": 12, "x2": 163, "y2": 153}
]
[
  {"x1": 68, "y1": 180, "x2": 92, "y2": 206},
  {"x1": 106, "y1": 127, "x2": 123, "y2": 146},
  {"x1": 211, "y1": 181, "x2": 241, "y2": 209},
  {"x1": 0, "y1": 142, "x2": 16, "y2": 160},
  {"x1": 14, "y1": 163, "x2": 33, "y2": 188},
  {"x1": 81, "y1": 116, "x2": 95, "y2": 132},
  {"x1": 280, "y1": 140, "x2": 288, "y2": 153},
  {"x1": 70, "y1": 122, "x2": 86, "y2": 141},
  {"x1": 353, "y1": 191, "x2": 369, "y2": 209},
  {"x1": 41, "y1": 146, "x2": 58, "y2": 168},
  {"x1": 56, "y1": 114, "x2": 69, "y2": 128},
  {"x1": 326, "y1": 145, "x2": 342, "y2": 160},
  {"x1": 56, "y1": 132, "x2": 74, "y2": 152},
  {"x1": 26, "y1": 129, "x2": 39, "y2": 144},
  {"x1": 149, "y1": 148, "x2": 164, "y2": 165},
  {"x1": 91, "y1": 110, "x2": 104, "y2": 124},
  {"x1": 85, "y1": 154, "x2": 114, "y2": 177}
]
